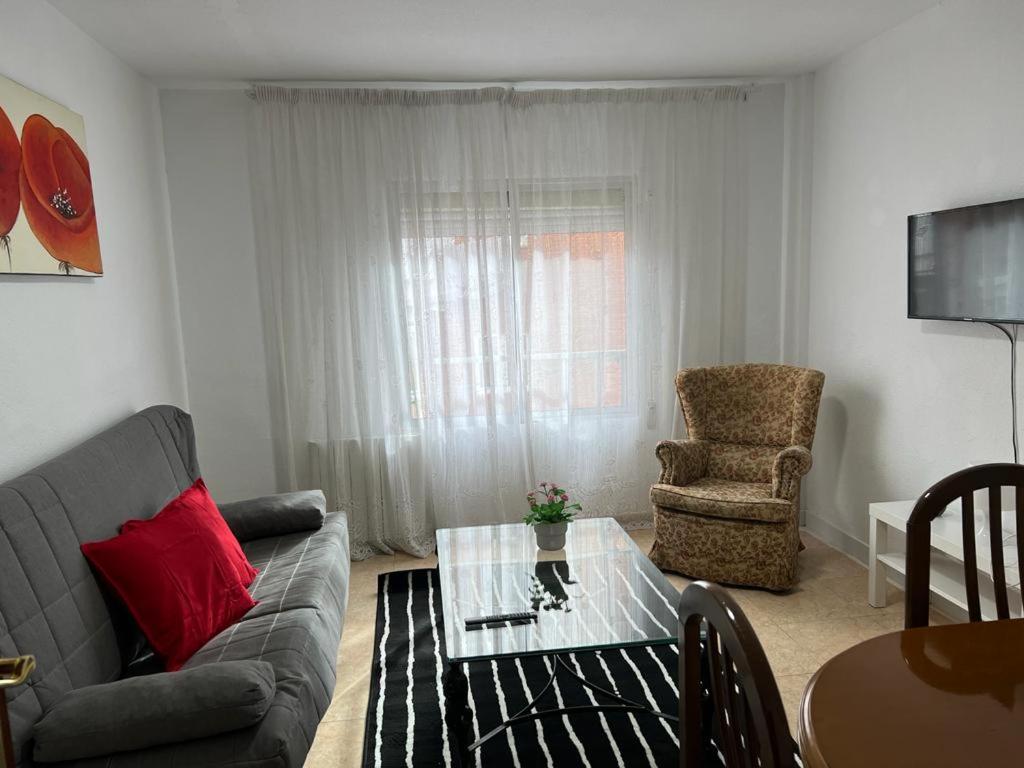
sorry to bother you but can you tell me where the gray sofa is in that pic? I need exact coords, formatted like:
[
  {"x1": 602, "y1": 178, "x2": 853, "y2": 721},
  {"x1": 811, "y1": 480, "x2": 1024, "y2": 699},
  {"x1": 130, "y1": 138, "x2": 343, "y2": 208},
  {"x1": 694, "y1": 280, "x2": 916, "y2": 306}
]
[{"x1": 0, "y1": 406, "x2": 350, "y2": 767}]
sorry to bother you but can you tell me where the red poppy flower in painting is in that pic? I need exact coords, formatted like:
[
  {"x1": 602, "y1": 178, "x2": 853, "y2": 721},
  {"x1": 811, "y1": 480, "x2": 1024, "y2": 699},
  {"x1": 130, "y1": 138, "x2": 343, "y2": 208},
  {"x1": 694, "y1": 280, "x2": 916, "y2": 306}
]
[
  {"x1": 0, "y1": 105, "x2": 20, "y2": 268},
  {"x1": 19, "y1": 113, "x2": 102, "y2": 274}
]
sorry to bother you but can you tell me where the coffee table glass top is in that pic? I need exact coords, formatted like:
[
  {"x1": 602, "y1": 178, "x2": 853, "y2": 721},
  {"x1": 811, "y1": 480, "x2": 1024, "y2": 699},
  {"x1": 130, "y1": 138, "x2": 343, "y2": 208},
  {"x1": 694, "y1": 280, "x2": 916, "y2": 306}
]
[{"x1": 436, "y1": 518, "x2": 680, "y2": 663}]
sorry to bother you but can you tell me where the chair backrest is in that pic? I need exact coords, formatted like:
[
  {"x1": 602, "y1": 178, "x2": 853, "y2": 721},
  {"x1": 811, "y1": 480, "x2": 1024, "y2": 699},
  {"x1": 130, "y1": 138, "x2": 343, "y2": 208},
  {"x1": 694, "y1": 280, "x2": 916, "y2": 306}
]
[
  {"x1": 905, "y1": 463, "x2": 1024, "y2": 629},
  {"x1": 678, "y1": 581, "x2": 795, "y2": 768},
  {"x1": 676, "y1": 364, "x2": 824, "y2": 449},
  {"x1": 675, "y1": 364, "x2": 824, "y2": 484}
]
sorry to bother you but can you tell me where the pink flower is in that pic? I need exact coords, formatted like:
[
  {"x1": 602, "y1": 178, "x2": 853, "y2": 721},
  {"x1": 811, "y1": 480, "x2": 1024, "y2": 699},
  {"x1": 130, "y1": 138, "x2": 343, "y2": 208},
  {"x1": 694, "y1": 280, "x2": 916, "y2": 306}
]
[{"x1": 560, "y1": 494, "x2": 568, "y2": 501}]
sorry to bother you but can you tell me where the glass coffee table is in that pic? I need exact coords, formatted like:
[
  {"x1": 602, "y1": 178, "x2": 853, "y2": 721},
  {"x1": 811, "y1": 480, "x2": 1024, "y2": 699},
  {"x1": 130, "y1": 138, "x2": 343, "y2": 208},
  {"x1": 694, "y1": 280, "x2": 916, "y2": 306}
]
[{"x1": 436, "y1": 517, "x2": 680, "y2": 763}]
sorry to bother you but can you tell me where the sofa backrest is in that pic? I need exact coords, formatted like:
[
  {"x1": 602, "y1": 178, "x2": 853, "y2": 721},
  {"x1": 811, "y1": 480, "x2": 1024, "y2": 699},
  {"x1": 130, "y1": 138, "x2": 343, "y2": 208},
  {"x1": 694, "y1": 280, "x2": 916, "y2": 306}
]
[{"x1": 0, "y1": 406, "x2": 199, "y2": 766}]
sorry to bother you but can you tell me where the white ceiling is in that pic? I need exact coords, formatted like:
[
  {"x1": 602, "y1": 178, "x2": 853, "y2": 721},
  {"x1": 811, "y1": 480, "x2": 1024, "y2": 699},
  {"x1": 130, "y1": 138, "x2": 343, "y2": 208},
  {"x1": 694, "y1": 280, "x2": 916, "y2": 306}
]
[{"x1": 48, "y1": 0, "x2": 940, "y2": 84}]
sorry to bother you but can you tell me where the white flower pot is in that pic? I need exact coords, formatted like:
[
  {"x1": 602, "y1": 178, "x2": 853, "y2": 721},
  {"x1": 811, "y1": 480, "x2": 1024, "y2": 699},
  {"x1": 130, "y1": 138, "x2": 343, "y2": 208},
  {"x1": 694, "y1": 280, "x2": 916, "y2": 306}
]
[{"x1": 534, "y1": 522, "x2": 568, "y2": 551}]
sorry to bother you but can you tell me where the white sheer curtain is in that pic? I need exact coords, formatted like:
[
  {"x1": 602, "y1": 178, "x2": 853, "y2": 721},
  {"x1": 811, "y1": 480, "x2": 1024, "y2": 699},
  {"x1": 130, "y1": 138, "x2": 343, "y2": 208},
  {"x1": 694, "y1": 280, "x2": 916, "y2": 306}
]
[{"x1": 247, "y1": 85, "x2": 748, "y2": 559}]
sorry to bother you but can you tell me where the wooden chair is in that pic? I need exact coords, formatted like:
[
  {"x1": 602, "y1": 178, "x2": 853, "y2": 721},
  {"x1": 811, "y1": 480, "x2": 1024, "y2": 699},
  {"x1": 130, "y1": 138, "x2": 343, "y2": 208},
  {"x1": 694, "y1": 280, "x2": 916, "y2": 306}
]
[
  {"x1": 678, "y1": 581, "x2": 796, "y2": 768},
  {"x1": 905, "y1": 462, "x2": 1024, "y2": 629}
]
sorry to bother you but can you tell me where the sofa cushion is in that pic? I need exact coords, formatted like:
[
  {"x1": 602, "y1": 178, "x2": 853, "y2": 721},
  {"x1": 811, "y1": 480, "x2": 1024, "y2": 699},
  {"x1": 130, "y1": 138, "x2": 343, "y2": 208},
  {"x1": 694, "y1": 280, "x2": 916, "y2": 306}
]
[
  {"x1": 650, "y1": 478, "x2": 793, "y2": 523},
  {"x1": 185, "y1": 607, "x2": 339, "y2": 713},
  {"x1": 241, "y1": 513, "x2": 349, "y2": 620},
  {"x1": 123, "y1": 478, "x2": 258, "y2": 587},
  {"x1": 51, "y1": 689, "x2": 315, "y2": 768},
  {"x1": 32, "y1": 660, "x2": 276, "y2": 763},
  {"x1": 218, "y1": 491, "x2": 326, "y2": 543},
  {"x1": 81, "y1": 496, "x2": 258, "y2": 671}
]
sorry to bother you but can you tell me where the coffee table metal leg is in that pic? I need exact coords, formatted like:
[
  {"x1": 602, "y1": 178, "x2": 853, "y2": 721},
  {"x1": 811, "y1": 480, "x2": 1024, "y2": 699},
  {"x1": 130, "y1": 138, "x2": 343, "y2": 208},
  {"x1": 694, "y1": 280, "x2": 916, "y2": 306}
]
[{"x1": 443, "y1": 663, "x2": 473, "y2": 767}]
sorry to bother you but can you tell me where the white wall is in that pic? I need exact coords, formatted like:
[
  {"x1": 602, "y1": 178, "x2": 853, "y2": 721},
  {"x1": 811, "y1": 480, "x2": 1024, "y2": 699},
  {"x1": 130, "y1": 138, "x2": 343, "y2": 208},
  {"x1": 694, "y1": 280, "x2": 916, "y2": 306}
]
[
  {"x1": 158, "y1": 83, "x2": 793, "y2": 502},
  {"x1": 159, "y1": 90, "x2": 277, "y2": 502},
  {"x1": 0, "y1": 0, "x2": 187, "y2": 480},
  {"x1": 805, "y1": 0, "x2": 1024, "y2": 553}
]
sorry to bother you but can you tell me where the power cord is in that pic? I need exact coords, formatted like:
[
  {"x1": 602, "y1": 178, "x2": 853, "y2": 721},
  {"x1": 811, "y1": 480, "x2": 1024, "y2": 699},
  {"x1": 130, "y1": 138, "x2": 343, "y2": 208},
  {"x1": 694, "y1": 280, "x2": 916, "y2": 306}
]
[{"x1": 987, "y1": 322, "x2": 1019, "y2": 464}]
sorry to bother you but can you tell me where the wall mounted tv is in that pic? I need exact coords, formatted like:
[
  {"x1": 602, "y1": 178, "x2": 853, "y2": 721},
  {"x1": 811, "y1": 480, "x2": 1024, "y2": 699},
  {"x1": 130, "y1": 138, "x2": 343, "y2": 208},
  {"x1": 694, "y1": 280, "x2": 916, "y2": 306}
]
[{"x1": 908, "y1": 196, "x2": 1024, "y2": 323}]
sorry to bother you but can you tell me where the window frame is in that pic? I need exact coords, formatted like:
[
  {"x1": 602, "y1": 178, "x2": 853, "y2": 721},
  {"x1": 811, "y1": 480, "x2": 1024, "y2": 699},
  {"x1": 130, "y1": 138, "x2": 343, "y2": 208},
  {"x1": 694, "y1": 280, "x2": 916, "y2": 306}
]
[{"x1": 393, "y1": 176, "x2": 636, "y2": 422}]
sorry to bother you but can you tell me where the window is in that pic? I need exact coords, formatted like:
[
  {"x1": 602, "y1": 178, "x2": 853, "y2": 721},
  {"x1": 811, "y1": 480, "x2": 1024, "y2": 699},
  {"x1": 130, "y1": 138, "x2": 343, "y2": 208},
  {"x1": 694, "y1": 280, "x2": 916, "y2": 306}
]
[
  {"x1": 399, "y1": 182, "x2": 629, "y2": 419},
  {"x1": 515, "y1": 185, "x2": 628, "y2": 413}
]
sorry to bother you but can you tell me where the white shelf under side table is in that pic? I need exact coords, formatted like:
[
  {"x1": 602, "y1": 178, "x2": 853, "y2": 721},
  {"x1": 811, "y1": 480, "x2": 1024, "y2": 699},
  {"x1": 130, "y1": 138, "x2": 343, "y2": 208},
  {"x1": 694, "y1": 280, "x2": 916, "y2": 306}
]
[{"x1": 868, "y1": 498, "x2": 1022, "y2": 619}]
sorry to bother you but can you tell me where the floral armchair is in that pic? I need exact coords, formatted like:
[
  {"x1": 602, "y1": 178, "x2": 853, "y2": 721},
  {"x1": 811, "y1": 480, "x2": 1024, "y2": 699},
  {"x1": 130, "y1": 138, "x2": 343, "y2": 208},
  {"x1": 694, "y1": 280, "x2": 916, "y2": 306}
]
[{"x1": 649, "y1": 363, "x2": 825, "y2": 591}]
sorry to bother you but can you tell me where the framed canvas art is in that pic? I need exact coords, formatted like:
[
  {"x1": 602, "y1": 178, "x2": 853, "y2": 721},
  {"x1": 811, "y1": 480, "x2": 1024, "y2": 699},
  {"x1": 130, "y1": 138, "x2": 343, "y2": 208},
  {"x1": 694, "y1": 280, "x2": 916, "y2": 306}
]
[{"x1": 0, "y1": 74, "x2": 102, "y2": 276}]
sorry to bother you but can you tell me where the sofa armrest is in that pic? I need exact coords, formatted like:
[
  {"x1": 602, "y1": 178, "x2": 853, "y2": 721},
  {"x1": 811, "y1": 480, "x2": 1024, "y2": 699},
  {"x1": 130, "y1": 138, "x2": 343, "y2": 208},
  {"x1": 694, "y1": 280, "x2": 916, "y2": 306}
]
[
  {"x1": 32, "y1": 661, "x2": 276, "y2": 763},
  {"x1": 772, "y1": 446, "x2": 813, "y2": 500},
  {"x1": 218, "y1": 490, "x2": 327, "y2": 542},
  {"x1": 655, "y1": 440, "x2": 708, "y2": 486}
]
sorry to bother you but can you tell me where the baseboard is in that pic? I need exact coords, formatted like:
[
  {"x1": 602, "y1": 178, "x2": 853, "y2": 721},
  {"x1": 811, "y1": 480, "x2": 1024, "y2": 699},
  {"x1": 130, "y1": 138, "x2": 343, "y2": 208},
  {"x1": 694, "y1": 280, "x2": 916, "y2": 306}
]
[{"x1": 802, "y1": 511, "x2": 869, "y2": 566}]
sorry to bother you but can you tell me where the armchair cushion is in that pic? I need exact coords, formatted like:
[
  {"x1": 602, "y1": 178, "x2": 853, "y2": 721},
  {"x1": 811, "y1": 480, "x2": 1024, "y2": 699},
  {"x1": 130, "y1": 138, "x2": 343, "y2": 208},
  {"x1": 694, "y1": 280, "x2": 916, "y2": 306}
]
[
  {"x1": 655, "y1": 440, "x2": 708, "y2": 486},
  {"x1": 32, "y1": 660, "x2": 276, "y2": 763},
  {"x1": 706, "y1": 443, "x2": 780, "y2": 484},
  {"x1": 772, "y1": 445, "x2": 813, "y2": 500},
  {"x1": 650, "y1": 478, "x2": 792, "y2": 523},
  {"x1": 218, "y1": 490, "x2": 327, "y2": 542}
]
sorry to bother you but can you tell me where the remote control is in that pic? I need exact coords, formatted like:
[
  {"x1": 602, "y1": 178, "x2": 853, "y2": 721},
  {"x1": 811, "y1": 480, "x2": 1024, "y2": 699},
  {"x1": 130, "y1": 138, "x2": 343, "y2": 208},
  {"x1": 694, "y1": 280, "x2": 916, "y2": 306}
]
[{"x1": 465, "y1": 611, "x2": 537, "y2": 627}]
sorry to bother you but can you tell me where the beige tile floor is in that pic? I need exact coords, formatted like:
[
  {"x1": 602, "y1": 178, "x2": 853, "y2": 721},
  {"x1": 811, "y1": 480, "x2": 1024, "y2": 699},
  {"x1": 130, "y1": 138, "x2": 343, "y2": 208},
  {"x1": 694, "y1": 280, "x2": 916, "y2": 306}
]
[{"x1": 305, "y1": 529, "x2": 947, "y2": 767}]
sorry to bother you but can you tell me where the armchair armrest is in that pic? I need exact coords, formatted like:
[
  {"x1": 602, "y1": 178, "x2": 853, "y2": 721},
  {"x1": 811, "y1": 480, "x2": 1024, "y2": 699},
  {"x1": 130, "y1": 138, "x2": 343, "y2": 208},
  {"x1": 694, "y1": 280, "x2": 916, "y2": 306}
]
[
  {"x1": 772, "y1": 446, "x2": 813, "y2": 500},
  {"x1": 32, "y1": 660, "x2": 276, "y2": 763},
  {"x1": 655, "y1": 440, "x2": 708, "y2": 486},
  {"x1": 218, "y1": 490, "x2": 327, "y2": 542}
]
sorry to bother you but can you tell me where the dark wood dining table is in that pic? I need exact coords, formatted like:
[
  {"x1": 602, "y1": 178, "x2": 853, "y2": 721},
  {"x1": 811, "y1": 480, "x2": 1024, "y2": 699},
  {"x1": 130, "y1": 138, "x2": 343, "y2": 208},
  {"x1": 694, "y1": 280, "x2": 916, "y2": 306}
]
[{"x1": 799, "y1": 618, "x2": 1024, "y2": 767}]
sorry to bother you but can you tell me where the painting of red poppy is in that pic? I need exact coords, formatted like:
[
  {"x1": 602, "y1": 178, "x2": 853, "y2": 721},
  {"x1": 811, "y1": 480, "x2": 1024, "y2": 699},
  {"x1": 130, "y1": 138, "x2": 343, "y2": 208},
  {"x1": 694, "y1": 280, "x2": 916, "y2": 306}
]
[{"x1": 0, "y1": 74, "x2": 102, "y2": 275}]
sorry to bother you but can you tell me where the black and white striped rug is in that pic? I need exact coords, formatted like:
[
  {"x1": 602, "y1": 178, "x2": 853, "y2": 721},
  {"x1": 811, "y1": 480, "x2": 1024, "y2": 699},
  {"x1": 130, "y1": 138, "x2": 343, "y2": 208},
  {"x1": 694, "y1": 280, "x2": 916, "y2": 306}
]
[{"x1": 362, "y1": 569, "x2": 680, "y2": 768}]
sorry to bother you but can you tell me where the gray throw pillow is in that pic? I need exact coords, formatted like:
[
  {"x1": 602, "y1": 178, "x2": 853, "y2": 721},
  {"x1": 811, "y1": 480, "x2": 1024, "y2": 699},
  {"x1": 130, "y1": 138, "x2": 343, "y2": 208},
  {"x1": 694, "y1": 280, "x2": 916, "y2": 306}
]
[
  {"x1": 33, "y1": 660, "x2": 276, "y2": 763},
  {"x1": 217, "y1": 490, "x2": 326, "y2": 542}
]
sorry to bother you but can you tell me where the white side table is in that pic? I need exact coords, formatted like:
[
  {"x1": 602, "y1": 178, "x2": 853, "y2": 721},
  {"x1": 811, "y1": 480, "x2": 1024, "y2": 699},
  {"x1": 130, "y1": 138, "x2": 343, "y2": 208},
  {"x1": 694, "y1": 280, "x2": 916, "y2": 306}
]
[{"x1": 868, "y1": 498, "x2": 1022, "y2": 618}]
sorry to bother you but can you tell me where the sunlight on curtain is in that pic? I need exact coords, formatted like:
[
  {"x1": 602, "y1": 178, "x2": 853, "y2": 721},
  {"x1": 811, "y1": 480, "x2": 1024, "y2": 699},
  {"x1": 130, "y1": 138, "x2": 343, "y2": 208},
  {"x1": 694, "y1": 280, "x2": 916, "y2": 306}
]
[{"x1": 247, "y1": 86, "x2": 748, "y2": 558}]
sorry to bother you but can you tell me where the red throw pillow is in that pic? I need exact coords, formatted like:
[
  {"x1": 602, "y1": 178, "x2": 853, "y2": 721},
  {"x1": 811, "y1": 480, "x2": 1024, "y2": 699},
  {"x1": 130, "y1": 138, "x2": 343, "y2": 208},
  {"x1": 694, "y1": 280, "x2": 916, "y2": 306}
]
[
  {"x1": 82, "y1": 485, "x2": 258, "y2": 671},
  {"x1": 122, "y1": 479, "x2": 258, "y2": 587}
]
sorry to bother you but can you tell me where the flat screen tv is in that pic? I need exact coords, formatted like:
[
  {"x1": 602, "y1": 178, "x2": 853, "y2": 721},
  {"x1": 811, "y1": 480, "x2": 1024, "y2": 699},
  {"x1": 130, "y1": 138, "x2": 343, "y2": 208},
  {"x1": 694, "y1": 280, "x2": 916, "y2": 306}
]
[{"x1": 908, "y1": 197, "x2": 1024, "y2": 323}]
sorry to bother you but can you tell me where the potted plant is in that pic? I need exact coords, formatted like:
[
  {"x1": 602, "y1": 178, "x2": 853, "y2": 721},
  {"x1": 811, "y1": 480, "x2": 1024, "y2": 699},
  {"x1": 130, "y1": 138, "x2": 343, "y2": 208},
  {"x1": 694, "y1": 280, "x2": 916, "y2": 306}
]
[{"x1": 524, "y1": 482, "x2": 581, "y2": 551}]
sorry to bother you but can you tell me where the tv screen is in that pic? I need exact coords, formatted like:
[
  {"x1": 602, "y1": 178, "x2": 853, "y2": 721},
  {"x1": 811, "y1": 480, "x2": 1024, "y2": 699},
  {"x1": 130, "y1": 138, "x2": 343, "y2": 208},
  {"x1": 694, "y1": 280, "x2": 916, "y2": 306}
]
[{"x1": 908, "y1": 197, "x2": 1024, "y2": 322}]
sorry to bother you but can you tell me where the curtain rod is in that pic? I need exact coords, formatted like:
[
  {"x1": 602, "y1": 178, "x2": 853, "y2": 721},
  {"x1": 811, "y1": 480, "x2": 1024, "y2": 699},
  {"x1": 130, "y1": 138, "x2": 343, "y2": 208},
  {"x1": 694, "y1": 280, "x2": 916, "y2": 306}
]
[
  {"x1": 249, "y1": 83, "x2": 755, "y2": 106},
  {"x1": 156, "y1": 76, "x2": 788, "y2": 92}
]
